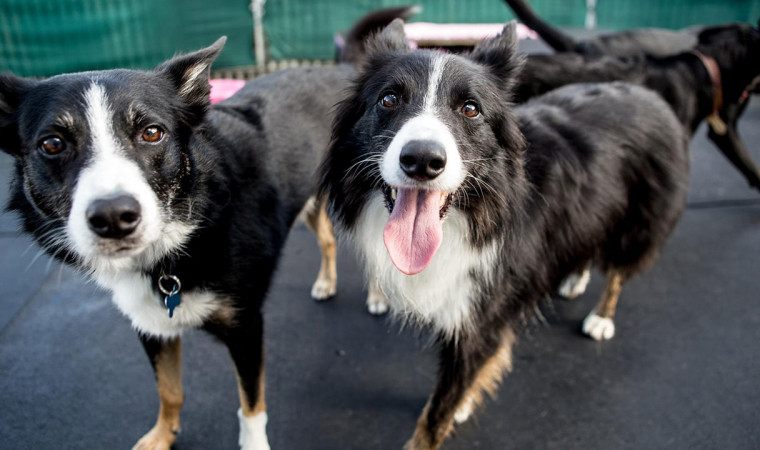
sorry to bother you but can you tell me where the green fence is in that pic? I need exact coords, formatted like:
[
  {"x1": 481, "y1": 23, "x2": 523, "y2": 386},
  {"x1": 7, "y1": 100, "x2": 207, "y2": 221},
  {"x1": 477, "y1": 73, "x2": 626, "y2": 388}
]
[
  {"x1": 596, "y1": 0, "x2": 760, "y2": 30},
  {"x1": 0, "y1": 0, "x2": 254, "y2": 76},
  {"x1": 1, "y1": 0, "x2": 759, "y2": 77}
]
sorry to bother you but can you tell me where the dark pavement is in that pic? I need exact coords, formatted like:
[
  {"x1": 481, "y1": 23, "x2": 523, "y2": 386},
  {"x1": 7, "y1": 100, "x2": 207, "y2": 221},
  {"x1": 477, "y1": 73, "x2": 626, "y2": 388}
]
[{"x1": 1, "y1": 65, "x2": 760, "y2": 450}]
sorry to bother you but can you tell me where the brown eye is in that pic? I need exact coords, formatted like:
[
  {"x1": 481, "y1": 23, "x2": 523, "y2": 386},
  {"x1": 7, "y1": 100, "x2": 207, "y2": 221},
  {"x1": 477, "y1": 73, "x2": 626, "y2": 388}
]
[
  {"x1": 461, "y1": 102, "x2": 480, "y2": 118},
  {"x1": 39, "y1": 136, "x2": 65, "y2": 155},
  {"x1": 380, "y1": 93, "x2": 399, "y2": 108},
  {"x1": 141, "y1": 126, "x2": 164, "y2": 143}
]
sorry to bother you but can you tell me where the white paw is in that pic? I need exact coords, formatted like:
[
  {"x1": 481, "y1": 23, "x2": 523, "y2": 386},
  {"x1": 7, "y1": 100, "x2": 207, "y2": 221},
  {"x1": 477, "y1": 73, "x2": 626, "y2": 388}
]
[
  {"x1": 366, "y1": 292, "x2": 389, "y2": 315},
  {"x1": 582, "y1": 313, "x2": 615, "y2": 341},
  {"x1": 238, "y1": 409, "x2": 270, "y2": 450},
  {"x1": 311, "y1": 278, "x2": 336, "y2": 301},
  {"x1": 559, "y1": 268, "x2": 591, "y2": 299},
  {"x1": 453, "y1": 397, "x2": 474, "y2": 424}
]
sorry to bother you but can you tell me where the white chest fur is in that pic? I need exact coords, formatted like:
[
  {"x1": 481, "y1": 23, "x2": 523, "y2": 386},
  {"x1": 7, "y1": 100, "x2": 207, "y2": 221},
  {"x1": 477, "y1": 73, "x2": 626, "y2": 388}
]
[
  {"x1": 94, "y1": 271, "x2": 221, "y2": 338},
  {"x1": 353, "y1": 194, "x2": 498, "y2": 336}
]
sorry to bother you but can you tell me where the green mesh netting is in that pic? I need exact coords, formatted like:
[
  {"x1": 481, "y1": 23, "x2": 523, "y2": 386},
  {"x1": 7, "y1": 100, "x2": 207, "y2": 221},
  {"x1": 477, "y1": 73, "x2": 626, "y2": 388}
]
[
  {"x1": 1, "y1": 0, "x2": 758, "y2": 77},
  {"x1": 0, "y1": 0, "x2": 254, "y2": 77}
]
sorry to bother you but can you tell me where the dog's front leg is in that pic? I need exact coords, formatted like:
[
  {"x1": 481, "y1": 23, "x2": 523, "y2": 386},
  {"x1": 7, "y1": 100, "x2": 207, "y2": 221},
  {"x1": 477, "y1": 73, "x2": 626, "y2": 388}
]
[
  {"x1": 134, "y1": 334, "x2": 183, "y2": 450},
  {"x1": 707, "y1": 102, "x2": 760, "y2": 191},
  {"x1": 211, "y1": 313, "x2": 270, "y2": 450},
  {"x1": 405, "y1": 327, "x2": 516, "y2": 450}
]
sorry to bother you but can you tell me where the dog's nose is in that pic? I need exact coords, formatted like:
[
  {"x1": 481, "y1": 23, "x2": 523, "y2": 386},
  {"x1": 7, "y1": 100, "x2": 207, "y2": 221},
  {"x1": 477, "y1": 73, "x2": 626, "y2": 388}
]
[
  {"x1": 86, "y1": 195, "x2": 142, "y2": 239},
  {"x1": 399, "y1": 140, "x2": 447, "y2": 181}
]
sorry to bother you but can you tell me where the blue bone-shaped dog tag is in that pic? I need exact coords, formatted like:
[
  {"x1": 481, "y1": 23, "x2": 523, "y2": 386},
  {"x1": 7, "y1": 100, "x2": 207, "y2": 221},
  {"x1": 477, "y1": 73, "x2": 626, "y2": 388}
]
[
  {"x1": 164, "y1": 289, "x2": 181, "y2": 318},
  {"x1": 158, "y1": 274, "x2": 182, "y2": 319}
]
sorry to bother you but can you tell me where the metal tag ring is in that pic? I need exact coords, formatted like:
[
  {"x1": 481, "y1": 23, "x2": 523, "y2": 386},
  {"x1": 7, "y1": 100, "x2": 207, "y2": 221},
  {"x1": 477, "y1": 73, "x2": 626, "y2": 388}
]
[{"x1": 158, "y1": 274, "x2": 182, "y2": 296}]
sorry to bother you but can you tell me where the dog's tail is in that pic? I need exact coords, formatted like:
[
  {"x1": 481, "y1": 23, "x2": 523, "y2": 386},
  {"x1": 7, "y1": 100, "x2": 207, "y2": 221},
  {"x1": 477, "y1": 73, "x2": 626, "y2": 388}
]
[
  {"x1": 338, "y1": 5, "x2": 420, "y2": 63},
  {"x1": 503, "y1": 0, "x2": 576, "y2": 52}
]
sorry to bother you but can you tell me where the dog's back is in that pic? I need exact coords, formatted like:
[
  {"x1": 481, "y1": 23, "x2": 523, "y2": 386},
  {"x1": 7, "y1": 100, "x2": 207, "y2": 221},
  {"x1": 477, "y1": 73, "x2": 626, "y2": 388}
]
[
  {"x1": 209, "y1": 65, "x2": 355, "y2": 222},
  {"x1": 516, "y1": 82, "x2": 690, "y2": 283}
]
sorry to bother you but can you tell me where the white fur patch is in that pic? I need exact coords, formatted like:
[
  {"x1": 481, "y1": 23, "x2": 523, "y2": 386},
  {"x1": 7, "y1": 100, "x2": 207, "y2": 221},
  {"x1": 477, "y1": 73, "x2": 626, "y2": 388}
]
[
  {"x1": 453, "y1": 396, "x2": 474, "y2": 424},
  {"x1": 582, "y1": 312, "x2": 615, "y2": 341},
  {"x1": 366, "y1": 280, "x2": 390, "y2": 315},
  {"x1": 558, "y1": 268, "x2": 591, "y2": 299},
  {"x1": 353, "y1": 193, "x2": 497, "y2": 336},
  {"x1": 423, "y1": 54, "x2": 447, "y2": 113},
  {"x1": 94, "y1": 270, "x2": 223, "y2": 338},
  {"x1": 238, "y1": 409, "x2": 270, "y2": 450}
]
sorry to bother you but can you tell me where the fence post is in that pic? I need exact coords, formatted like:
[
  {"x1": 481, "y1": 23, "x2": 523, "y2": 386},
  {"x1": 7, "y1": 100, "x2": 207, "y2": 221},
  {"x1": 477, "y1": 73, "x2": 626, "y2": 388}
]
[
  {"x1": 585, "y1": 0, "x2": 597, "y2": 29},
  {"x1": 251, "y1": 0, "x2": 267, "y2": 66}
]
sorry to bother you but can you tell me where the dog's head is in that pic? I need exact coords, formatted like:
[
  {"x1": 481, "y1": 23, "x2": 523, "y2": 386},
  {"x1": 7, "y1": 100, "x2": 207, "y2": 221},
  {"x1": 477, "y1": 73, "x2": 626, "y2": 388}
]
[
  {"x1": 322, "y1": 21, "x2": 526, "y2": 275},
  {"x1": 696, "y1": 22, "x2": 760, "y2": 100},
  {"x1": 0, "y1": 38, "x2": 225, "y2": 275}
]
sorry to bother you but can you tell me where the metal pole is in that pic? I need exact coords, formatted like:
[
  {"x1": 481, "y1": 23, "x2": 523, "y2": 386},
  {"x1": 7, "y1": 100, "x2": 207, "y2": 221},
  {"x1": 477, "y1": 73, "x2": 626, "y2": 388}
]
[
  {"x1": 251, "y1": 0, "x2": 267, "y2": 66},
  {"x1": 585, "y1": 0, "x2": 597, "y2": 29}
]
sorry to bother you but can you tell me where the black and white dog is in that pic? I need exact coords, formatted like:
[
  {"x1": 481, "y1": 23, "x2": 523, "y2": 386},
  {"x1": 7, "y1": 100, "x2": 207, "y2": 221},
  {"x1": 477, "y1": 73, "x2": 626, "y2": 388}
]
[
  {"x1": 0, "y1": 6, "x2": 418, "y2": 447},
  {"x1": 0, "y1": 38, "x2": 334, "y2": 449},
  {"x1": 320, "y1": 21, "x2": 690, "y2": 449}
]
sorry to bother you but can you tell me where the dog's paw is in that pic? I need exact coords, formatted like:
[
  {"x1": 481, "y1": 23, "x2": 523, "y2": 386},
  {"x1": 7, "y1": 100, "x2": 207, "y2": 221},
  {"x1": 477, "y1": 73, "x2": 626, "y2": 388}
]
[
  {"x1": 453, "y1": 397, "x2": 474, "y2": 424},
  {"x1": 238, "y1": 409, "x2": 270, "y2": 450},
  {"x1": 366, "y1": 290, "x2": 389, "y2": 315},
  {"x1": 132, "y1": 424, "x2": 178, "y2": 450},
  {"x1": 582, "y1": 312, "x2": 615, "y2": 341},
  {"x1": 558, "y1": 268, "x2": 591, "y2": 299},
  {"x1": 310, "y1": 277, "x2": 337, "y2": 301}
]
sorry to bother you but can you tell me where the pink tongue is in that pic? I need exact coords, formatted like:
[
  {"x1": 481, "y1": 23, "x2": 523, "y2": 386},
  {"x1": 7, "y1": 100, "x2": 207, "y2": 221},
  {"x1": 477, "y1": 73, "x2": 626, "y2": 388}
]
[{"x1": 383, "y1": 188, "x2": 443, "y2": 275}]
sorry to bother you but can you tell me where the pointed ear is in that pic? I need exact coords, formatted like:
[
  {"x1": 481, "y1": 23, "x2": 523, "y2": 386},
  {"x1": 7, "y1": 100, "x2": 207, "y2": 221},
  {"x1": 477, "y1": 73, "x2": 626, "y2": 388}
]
[
  {"x1": 156, "y1": 36, "x2": 226, "y2": 107},
  {"x1": 0, "y1": 73, "x2": 36, "y2": 156},
  {"x1": 470, "y1": 21, "x2": 525, "y2": 84},
  {"x1": 367, "y1": 18, "x2": 411, "y2": 56}
]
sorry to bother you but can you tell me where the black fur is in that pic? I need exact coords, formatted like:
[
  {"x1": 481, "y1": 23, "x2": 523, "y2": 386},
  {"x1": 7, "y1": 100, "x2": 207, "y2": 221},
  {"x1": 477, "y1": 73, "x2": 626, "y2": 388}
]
[{"x1": 320, "y1": 22, "x2": 690, "y2": 449}]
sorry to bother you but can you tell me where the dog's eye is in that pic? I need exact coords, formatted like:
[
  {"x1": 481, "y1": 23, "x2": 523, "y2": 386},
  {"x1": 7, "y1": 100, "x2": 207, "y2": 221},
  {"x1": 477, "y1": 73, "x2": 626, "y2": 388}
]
[
  {"x1": 461, "y1": 102, "x2": 480, "y2": 118},
  {"x1": 141, "y1": 126, "x2": 165, "y2": 143},
  {"x1": 38, "y1": 136, "x2": 66, "y2": 155},
  {"x1": 380, "y1": 93, "x2": 399, "y2": 108}
]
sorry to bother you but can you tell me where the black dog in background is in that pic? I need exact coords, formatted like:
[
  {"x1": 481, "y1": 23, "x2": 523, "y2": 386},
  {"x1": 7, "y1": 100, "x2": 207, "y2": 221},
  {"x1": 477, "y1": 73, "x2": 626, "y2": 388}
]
[
  {"x1": 505, "y1": 0, "x2": 760, "y2": 192},
  {"x1": 0, "y1": 6, "x2": 415, "y2": 449},
  {"x1": 321, "y1": 20, "x2": 690, "y2": 449}
]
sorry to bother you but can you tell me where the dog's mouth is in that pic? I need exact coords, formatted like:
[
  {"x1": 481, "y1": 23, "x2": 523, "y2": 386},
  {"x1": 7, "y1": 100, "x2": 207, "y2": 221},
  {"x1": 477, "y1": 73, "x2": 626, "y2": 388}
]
[
  {"x1": 381, "y1": 183, "x2": 454, "y2": 276},
  {"x1": 382, "y1": 184, "x2": 453, "y2": 219},
  {"x1": 95, "y1": 239, "x2": 146, "y2": 257}
]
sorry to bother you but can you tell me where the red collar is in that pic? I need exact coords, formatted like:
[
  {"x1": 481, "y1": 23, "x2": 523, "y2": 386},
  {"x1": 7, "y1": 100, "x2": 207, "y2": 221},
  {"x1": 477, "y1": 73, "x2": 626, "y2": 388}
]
[
  {"x1": 690, "y1": 50, "x2": 728, "y2": 135},
  {"x1": 690, "y1": 50, "x2": 724, "y2": 115}
]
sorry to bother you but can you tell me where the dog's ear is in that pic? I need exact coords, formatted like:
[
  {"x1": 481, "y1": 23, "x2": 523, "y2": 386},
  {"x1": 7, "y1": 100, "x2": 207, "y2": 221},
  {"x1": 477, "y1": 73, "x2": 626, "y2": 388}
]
[
  {"x1": 0, "y1": 73, "x2": 35, "y2": 156},
  {"x1": 470, "y1": 21, "x2": 525, "y2": 85},
  {"x1": 367, "y1": 18, "x2": 411, "y2": 56},
  {"x1": 156, "y1": 36, "x2": 226, "y2": 108}
]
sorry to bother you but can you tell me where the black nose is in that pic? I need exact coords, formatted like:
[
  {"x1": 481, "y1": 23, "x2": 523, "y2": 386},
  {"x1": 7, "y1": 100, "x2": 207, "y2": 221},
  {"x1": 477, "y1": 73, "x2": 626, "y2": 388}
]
[
  {"x1": 399, "y1": 140, "x2": 447, "y2": 181},
  {"x1": 86, "y1": 195, "x2": 142, "y2": 239}
]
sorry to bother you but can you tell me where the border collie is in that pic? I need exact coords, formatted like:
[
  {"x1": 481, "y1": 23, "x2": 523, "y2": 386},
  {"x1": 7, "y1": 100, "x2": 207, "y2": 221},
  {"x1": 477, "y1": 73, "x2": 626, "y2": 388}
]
[
  {"x1": 320, "y1": 20, "x2": 690, "y2": 449},
  {"x1": 0, "y1": 6, "x2": 416, "y2": 448}
]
